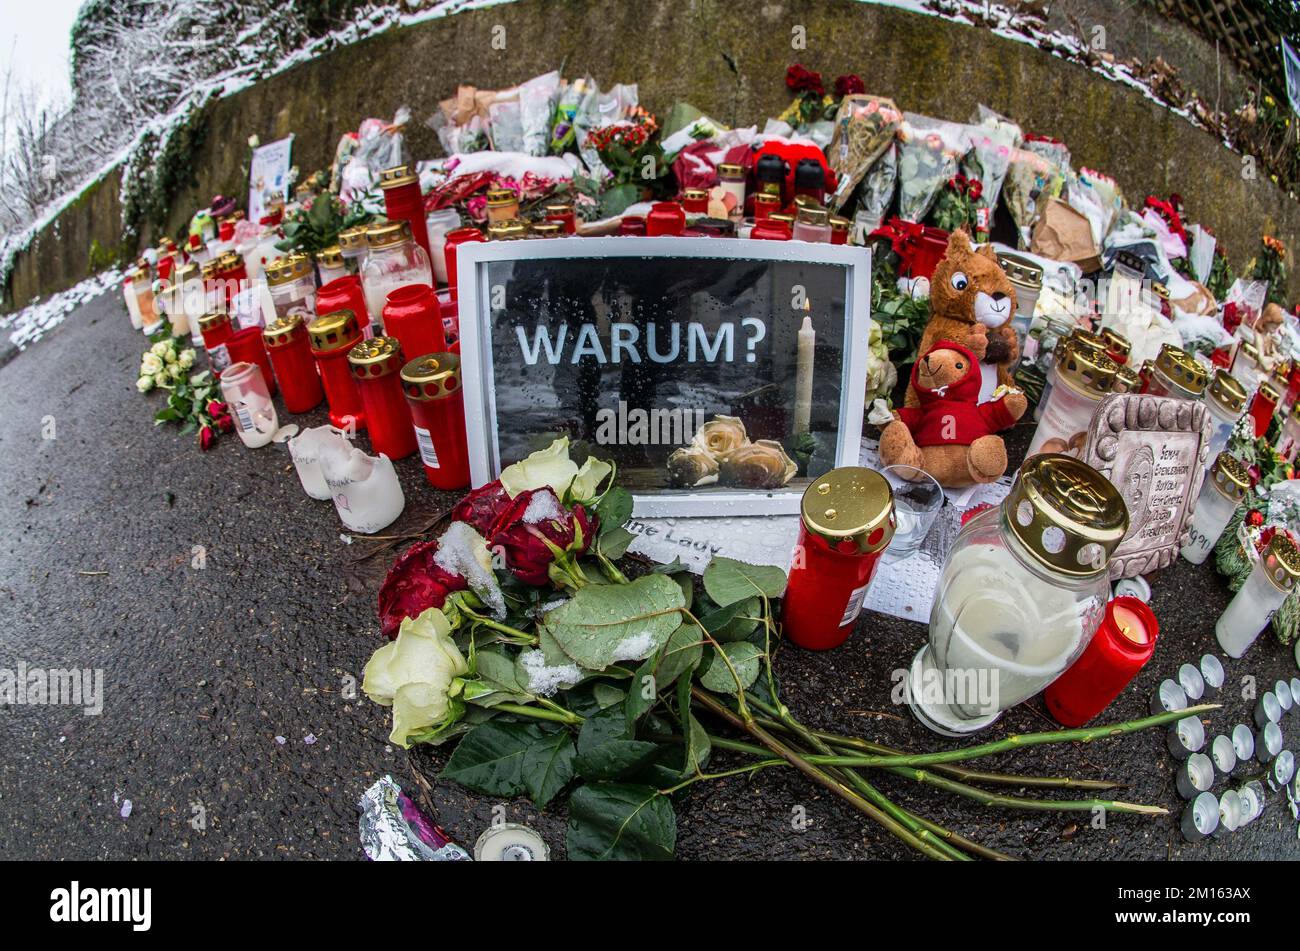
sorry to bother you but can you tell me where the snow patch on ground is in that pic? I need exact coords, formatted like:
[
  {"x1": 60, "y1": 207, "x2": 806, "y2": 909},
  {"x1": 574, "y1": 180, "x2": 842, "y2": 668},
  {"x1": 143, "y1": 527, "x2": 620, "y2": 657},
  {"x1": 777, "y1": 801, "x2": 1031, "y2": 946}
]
[
  {"x1": 0, "y1": 269, "x2": 122, "y2": 352},
  {"x1": 519, "y1": 649, "x2": 583, "y2": 696}
]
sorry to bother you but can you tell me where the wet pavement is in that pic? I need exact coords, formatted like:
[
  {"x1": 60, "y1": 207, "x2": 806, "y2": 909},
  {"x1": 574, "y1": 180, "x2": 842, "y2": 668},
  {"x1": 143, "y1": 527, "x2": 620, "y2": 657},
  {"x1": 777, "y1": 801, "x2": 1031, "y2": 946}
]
[{"x1": 0, "y1": 289, "x2": 1296, "y2": 860}]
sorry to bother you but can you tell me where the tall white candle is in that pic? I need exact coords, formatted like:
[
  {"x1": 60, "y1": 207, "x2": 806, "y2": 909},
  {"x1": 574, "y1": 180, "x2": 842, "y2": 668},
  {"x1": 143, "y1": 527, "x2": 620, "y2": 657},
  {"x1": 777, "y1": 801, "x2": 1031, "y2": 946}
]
[{"x1": 794, "y1": 315, "x2": 815, "y2": 436}]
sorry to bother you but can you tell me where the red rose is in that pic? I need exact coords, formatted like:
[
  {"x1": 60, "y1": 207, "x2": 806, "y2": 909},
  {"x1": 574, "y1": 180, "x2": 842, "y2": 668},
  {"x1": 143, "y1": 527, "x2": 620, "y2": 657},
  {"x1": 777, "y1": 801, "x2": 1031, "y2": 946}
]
[
  {"x1": 377, "y1": 540, "x2": 469, "y2": 639},
  {"x1": 206, "y1": 400, "x2": 226, "y2": 417},
  {"x1": 451, "y1": 480, "x2": 513, "y2": 536},
  {"x1": 833, "y1": 74, "x2": 865, "y2": 97},
  {"x1": 199, "y1": 426, "x2": 216, "y2": 451},
  {"x1": 216, "y1": 413, "x2": 234, "y2": 433},
  {"x1": 490, "y1": 487, "x2": 598, "y2": 586},
  {"x1": 785, "y1": 64, "x2": 824, "y2": 96},
  {"x1": 1247, "y1": 509, "x2": 1265, "y2": 527},
  {"x1": 967, "y1": 179, "x2": 983, "y2": 201}
]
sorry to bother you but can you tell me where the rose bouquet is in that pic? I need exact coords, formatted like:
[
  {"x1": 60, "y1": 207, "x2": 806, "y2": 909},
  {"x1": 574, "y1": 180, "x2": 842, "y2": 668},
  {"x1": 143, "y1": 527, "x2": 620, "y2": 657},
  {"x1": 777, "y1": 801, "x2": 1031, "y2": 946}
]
[
  {"x1": 896, "y1": 115, "x2": 970, "y2": 223},
  {"x1": 666, "y1": 416, "x2": 796, "y2": 489},
  {"x1": 363, "y1": 440, "x2": 1208, "y2": 860},
  {"x1": 827, "y1": 93, "x2": 902, "y2": 212},
  {"x1": 138, "y1": 333, "x2": 231, "y2": 450}
]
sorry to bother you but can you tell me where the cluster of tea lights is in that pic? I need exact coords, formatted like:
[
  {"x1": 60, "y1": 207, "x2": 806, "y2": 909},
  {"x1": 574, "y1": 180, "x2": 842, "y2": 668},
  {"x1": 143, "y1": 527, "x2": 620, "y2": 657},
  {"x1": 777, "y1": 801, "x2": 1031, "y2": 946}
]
[{"x1": 1171, "y1": 660, "x2": 1300, "y2": 843}]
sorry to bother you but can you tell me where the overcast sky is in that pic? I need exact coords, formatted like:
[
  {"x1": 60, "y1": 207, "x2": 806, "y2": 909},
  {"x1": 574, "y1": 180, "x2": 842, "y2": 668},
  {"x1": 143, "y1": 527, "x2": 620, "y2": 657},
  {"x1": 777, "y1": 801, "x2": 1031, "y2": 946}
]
[{"x1": 0, "y1": 0, "x2": 83, "y2": 109}]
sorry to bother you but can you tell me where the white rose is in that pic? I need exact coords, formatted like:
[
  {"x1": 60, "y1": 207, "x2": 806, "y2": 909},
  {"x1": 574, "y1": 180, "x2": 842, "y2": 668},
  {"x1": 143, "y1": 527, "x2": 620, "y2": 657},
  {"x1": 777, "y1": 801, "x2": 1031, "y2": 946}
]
[
  {"x1": 248, "y1": 134, "x2": 260, "y2": 148},
  {"x1": 164, "y1": 347, "x2": 178, "y2": 364},
  {"x1": 153, "y1": 371, "x2": 168, "y2": 387},
  {"x1": 363, "y1": 608, "x2": 468, "y2": 748},
  {"x1": 168, "y1": 363, "x2": 184, "y2": 381},
  {"x1": 141, "y1": 353, "x2": 163, "y2": 375},
  {"x1": 150, "y1": 341, "x2": 169, "y2": 357},
  {"x1": 136, "y1": 376, "x2": 154, "y2": 393},
  {"x1": 178, "y1": 349, "x2": 196, "y2": 369}
]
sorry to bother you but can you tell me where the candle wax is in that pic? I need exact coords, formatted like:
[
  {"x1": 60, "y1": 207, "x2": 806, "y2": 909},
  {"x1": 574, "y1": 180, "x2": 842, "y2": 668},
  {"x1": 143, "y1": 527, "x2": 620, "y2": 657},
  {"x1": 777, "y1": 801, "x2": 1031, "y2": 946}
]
[{"x1": 1112, "y1": 603, "x2": 1150, "y2": 645}]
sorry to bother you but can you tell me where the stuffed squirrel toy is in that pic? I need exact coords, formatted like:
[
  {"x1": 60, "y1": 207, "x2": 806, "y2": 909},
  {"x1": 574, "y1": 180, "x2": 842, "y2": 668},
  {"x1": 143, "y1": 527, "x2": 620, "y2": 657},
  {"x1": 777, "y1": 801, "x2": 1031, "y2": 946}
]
[
  {"x1": 906, "y1": 229, "x2": 1019, "y2": 408},
  {"x1": 880, "y1": 340, "x2": 1027, "y2": 487}
]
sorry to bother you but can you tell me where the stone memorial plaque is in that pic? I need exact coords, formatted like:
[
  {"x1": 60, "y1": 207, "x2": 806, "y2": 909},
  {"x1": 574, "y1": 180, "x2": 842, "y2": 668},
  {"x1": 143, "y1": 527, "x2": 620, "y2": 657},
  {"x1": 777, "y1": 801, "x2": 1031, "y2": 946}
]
[{"x1": 1081, "y1": 393, "x2": 1210, "y2": 579}]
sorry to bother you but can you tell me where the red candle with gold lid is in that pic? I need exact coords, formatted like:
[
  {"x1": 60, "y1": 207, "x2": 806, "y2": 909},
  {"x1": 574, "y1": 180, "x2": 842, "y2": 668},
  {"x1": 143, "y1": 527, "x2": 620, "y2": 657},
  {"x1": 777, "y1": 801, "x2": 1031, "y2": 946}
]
[
  {"x1": 198, "y1": 312, "x2": 235, "y2": 377},
  {"x1": 1045, "y1": 596, "x2": 1158, "y2": 727},
  {"x1": 402, "y1": 353, "x2": 470, "y2": 489},
  {"x1": 383, "y1": 284, "x2": 447, "y2": 363},
  {"x1": 317, "y1": 275, "x2": 371, "y2": 336},
  {"x1": 225, "y1": 326, "x2": 277, "y2": 396},
  {"x1": 443, "y1": 227, "x2": 486, "y2": 301},
  {"x1": 308, "y1": 309, "x2": 366, "y2": 431},
  {"x1": 379, "y1": 165, "x2": 431, "y2": 264},
  {"x1": 263, "y1": 314, "x2": 323, "y2": 414},
  {"x1": 645, "y1": 202, "x2": 686, "y2": 237},
  {"x1": 349, "y1": 336, "x2": 416, "y2": 460}
]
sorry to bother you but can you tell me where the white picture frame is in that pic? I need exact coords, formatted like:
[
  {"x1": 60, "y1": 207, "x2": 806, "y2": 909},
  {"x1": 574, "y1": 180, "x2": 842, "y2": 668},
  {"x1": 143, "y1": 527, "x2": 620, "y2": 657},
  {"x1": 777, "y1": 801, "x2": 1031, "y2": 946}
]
[{"x1": 456, "y1": 236, "x2": 873, "y2": 517}]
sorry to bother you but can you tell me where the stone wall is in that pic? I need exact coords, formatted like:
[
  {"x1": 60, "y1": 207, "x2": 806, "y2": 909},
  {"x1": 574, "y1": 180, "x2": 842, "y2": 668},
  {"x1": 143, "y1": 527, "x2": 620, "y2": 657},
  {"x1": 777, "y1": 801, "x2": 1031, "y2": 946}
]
[{"x1": 6, "y1": 0, "x2": 1297, "y2": 309}]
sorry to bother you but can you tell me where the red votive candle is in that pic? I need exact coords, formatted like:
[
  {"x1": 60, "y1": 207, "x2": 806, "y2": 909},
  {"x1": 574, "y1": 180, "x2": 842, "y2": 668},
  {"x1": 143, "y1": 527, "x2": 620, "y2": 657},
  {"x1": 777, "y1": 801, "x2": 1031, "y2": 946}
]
[
  {"x1": 782, "y1": 468, "x2": 895, "y2": 651},
  {"x1": 198, "y1": 312, "x2": 235, "y2": 376},
  {"x1": 263, "y1": 315, "x2": 323, "y2": 413},
  {"x1": 383, "y1": 284, "x2": 447, "y2": 363},
  {"x1": 225, "y1": 326, "x2": 277, "y2": 396},
  {"x1": 316, "y1": 275, "x2": 371, "y2": 336},
  {"x1": 401, "y1": 353, "x2": 471, "y2": 489},
  {"x1": 348, "y1": 336, "x2": 416, "y2": 460},
  {"x1": 1044, "y1": 596, "x2": 1158, "y2": 727},
  {"x1": 380, "y1": 165, "x2": 431, "y2": 264},
  {"x1": 443, "y1": 227, "x2": 486, "y2": 301},
  {"x1": 543, "y1": 201, "x2": 577, "y2": 235},
  {"x1": 618, "y1": 216, "x2": 647, "y2": 236},
  {"x1": 646, "y1": 202, "x2": 686, "y2": 237},
  {"x1": 1249, "y1": 382, "x2": 1280, "y2": 438},
  {"x1": 751, "y1": 219, "x2": 792, "y2": 241},
  {"x1": 308, "y1": 309, "x2": 366, "y2": 430}
]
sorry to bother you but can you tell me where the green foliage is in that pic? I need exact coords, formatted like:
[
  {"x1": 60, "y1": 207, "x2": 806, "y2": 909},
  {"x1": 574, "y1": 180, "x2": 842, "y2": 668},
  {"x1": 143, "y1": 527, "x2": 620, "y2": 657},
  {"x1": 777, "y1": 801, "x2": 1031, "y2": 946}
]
[
  {"x1": 120, "y1": 100, "x2": 211, "y2": 249},
  {"x1": 871, "y1": 250, "x2": 931, "y2": 363},
  {"x1": 277, "y1": 189, "x2": 373, "y2": 254}
]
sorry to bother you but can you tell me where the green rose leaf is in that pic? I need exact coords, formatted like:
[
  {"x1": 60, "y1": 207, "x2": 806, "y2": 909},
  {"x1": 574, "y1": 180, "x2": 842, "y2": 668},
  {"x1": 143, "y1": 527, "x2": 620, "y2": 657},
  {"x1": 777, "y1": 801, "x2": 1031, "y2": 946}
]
[
  {"x1": 655, "y1": 622, "x2": 704, "y2": 689},
  {"x1": 575, "y1": 707, "x2": 660, "y2": 781},
  {"x1": 520, "y1": 729, "x2": 576, "y2": 808},
  {"x1": 566, "y1": 783, "x2": 676, "y2": 861},
  {"x1": 440, "y1": 721, "x2": 544, "y2": 796},
  {"x1": 470, "y1": 647, "x2": 531, "y2": 707},
  {"x1": 594, "y1": 486, "x2": 633, "y2": 535},
  {"x1": 697, "y1": 596, "x2": 761, "y2": 641},
  {"x1": 702, "y1": 557, "x2": 786, "y2": 606},
  {"x1": 542, "y1": 573, "x2": 685, "y2": 671},
  {"x1": 597, "y1": 526, "x2": 635, "y2": 560},
  {"x1": 696, "y1": 642, "x2": 764, "y2": 694}
]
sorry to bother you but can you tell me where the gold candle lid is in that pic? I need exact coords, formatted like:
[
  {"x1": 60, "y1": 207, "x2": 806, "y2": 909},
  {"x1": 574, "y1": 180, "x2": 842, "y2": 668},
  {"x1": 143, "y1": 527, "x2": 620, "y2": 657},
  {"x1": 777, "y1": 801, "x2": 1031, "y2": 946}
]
[
  {"x1": 1207, "y1": 369, "x2": 1248, "y2": 415},
  {"x1": 799, "y1": 467, "x2": 895, "y2": 555},
  {"x1": 217, "y1": 251, "x2": 244, "y2": 272},
  {"x1": 1055, "y1": 338, "x2": 1119, "y2": 398},
  {"x1": 1067, "y1": 328, "x2": 1107, "y2": 356},
  {"x1": 200, "y1": 260, "x2": 221, "y2": 280},
  {"x1": 829, "y1": 215, "x2": 850, "y2": 233},
  {"x1": 1113, "y1": 365, "x2": 1141, "y2": 393},
  {"x1": 348, "y1": 335, "x2": 405, "y2": 378},
  {"x1": 796, "y1": 206, "x2": 829, "y2": 225},
  {"x1": 1099, "y1": 327, "x2": 1131, "y2": 359},
  {"x1": 174, "y1": 261, "x2": 200, "y2": 283},
  {"x1": 754, "y1": 193, "x2": 781, "y2": 207},
  {"x1": 1258, "y1": 380, "x2": 1281, "y2": 403},
  {"x1": 401, "y1": 353, "x2": 461, "y2": 401},
  {"x1": 530, "y1": 220, "x2": 563, "y2": 238},
  {"x1": 262, "y1": 314, "x2": 305, "y2": 349},
  {"x1": 265, "y1": 253, "x2": 312, "y2": 286},
  {"x1": 1003, "y1": 454, "x2": 1129, "y2": 577},
  {"x1": 769, "y1": 212, "x2": 795, "y2": 225},
  {"x1": 994, "y1": 251, "x2": 1043, "y2": 289},
  {"x1": 718, "y1": 163, "x2": 745, "y2": 180},
  {"x1": 1240, "y1": 341, "x2": 1260, "y2": 363},
  {"x1": 198, "y1": 312, "x2": 231, "y2": 333},
  {"x1": 682, "y1": 188, "x2": 708, "y2": 202},
  {"x1": 1262, "y1": 533, "x2": 1300, "y2": 594},
  {"x1": 338, "y1": 225, "x2": 370, "y2": 252},
  {"x1": 378, "y1": 164, "x2": 418, "y2": 190},
  {"x1": 487, "y1": 219, "x2": 529, "y2": 240},
  {"x1": 486, "y1": 187, "x2": 518, "y2": 206},
  {"x1": 1208, "y1": 452, "x2": 1251, "y2": 503},
  {"x1": 1154, "y1": 344, "x2": 1208, "y2": 395},
  {"x1": 543, "y1": 201, "x2": 573, "y2": 216},
  {"x1": 308, "y1": 309, "x2": 362, "y2": 353},
  {"x1": 315, "y1": 245, "x2": 344, "y2": 269},
  {"x1": 367, "y1": 220, "x2": 412, "y2": 249}
]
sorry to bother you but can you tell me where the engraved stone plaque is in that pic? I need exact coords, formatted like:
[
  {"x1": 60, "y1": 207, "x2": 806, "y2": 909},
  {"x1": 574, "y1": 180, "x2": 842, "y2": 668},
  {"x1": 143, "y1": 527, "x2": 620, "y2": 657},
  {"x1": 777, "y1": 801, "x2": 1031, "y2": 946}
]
[{"x1": 1080, "y1": 393, "x2": 1211, "y2": 579}]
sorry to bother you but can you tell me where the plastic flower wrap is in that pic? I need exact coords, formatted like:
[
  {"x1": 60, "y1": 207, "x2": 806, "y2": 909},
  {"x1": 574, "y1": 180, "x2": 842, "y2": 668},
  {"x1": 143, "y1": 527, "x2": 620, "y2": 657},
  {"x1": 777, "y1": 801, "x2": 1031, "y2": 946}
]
[
  {"x1": 363, "y1": 607, "x2": 470, "y2": 748},
  {"x1": 961, "y1": 107, "x2": 1020, "y2": 229},
  {"x1": 1003, "y1": 147, "x2": 1065, "y2": 246},
  {"x1": 827, "y1": 94, "x2": 902, "y2": 212},
  {"x1": 896, "y1": 114, "x2": 969, "y2": 223},
  {"x1": 853, "y1": 143, "x2": 898, "y2": 236}
]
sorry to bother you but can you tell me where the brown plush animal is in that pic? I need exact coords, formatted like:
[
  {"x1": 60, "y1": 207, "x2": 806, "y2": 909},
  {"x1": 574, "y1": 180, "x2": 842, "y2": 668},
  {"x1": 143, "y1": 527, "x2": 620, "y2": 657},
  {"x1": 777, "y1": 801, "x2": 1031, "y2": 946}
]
[
  {"x1": 906, "y1": 229, "x2": 1019, "y2": 408},
  {"x1": 880, "y1": 340, "x2": 1027, "y2": 488}
]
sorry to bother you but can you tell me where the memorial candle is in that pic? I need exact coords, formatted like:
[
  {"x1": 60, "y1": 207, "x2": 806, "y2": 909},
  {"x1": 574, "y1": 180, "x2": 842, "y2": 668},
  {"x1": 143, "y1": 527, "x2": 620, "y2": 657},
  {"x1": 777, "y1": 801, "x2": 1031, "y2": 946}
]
[{"x1": 794, "y1": 316, "x2": 815, "y2": 435}]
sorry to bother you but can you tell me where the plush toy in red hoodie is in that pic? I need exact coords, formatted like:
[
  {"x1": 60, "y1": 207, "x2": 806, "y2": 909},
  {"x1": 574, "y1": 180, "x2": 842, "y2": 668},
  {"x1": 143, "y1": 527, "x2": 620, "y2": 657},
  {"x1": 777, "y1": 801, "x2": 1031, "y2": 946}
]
[{"x1": 879, "y1": 340, "x2": 1027, "y2": 487}]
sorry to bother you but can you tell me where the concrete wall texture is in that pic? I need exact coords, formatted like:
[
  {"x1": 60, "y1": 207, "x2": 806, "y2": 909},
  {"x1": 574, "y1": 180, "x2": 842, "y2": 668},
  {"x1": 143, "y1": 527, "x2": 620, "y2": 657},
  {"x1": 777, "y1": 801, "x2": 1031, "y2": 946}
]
[{"x1": 6, "y1": 0, "x2": 1298, "y2": 309}]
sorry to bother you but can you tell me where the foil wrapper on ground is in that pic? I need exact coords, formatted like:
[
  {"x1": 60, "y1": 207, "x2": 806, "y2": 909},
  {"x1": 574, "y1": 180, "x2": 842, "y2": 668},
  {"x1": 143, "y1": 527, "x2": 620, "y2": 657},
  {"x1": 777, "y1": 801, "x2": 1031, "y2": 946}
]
[{"x1": 359, "y1": 775, "x2": 470, "y2": 861}]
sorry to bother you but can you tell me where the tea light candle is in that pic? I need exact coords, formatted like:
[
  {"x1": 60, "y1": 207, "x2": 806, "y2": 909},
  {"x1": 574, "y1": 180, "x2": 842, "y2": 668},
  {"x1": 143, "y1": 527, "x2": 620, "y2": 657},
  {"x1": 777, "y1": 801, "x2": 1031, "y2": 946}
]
[
  {"x1": 1213, "y1": 789, "x2": 1243, "y2": 837},
  {"x1": 219, "y1": 362, "x2": 278, "y2": 449},
  {"x1": 1274, "y1": 679, "x2": 1294, "y2": 713},
  {"x1": 1210, "y1": 734, "x2": 1237, "y2": 775},
  {"x1": 1176, "y1": 752, "x2": 1216, "y2": 800},
  {"x1": 1236, "y1": 782, "x2": 1265, "y2": 825},
  {"x1": 1177, "y1": 663, "x2": 1206, "y2": 702},
  {"x1": 1231, "y1": 723, "x2": 1256, "y2": 768},
  {"x1": 1181, "y1": 453, "x2": 1251, "y2": 565},
  {"x1": 1255, "y1": 691, "x2": 1283, "y2": 729},
  {"x1": 793, "y1": 316, "x2": 815, "y2": 436},
  {"x1": 1168, "y1": 715, "x2": 1206, "y2": 759},
  {"x1": 1180, "y1": 791, "x2": 1220, "y2": 841},
  {"x1": 1200, "y1": 654, "x2": 1225, "y2": 699},
  {"x1": 1151, "y1": 678, "x2": 1189, "y2": 715},
  {"x1": 1216, "y1": 533, "x2": 1300, "y2": 658},
  {"x1": 1269, "y1": 749, "x2": 1295, "y2": 791},
  {"x1": 1256, "y1": 720, "x2": 1283, "y2": 764}
]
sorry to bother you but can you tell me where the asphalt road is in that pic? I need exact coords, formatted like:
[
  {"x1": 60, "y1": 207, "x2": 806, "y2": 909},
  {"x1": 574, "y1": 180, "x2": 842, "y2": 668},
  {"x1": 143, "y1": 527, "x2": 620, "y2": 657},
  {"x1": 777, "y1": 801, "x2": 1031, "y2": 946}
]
[{"x1": 0, "y1": 288, "x2": 1296, "y2": 860}]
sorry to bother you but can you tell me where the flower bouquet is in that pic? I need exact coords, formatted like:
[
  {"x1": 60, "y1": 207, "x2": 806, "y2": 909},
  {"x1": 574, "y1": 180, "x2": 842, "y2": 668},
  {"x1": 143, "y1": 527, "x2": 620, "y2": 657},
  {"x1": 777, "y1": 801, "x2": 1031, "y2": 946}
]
[
  {"x1": 896, "y1": 114, "x2": 969, "y2": 223},
  {"x1": 137, "y1": 334, "x2": 232, "y2": 450},
  {"x1": 827, "y1": 93, "x2": 902, "y2": 212},
  {"x1": 1003, "y1": 146, "x2": 1065, "y2": 247},
  {"x1": 364, "y1": 440, "x2": 1207, "y2": 860}
]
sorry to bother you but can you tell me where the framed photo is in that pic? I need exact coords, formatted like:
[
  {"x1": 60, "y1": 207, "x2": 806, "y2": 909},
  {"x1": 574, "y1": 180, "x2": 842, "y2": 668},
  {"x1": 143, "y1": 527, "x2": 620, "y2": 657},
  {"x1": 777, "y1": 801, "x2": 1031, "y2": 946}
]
[{"x1": 456, "y1": 236, "x2": 873, "y2": 517}]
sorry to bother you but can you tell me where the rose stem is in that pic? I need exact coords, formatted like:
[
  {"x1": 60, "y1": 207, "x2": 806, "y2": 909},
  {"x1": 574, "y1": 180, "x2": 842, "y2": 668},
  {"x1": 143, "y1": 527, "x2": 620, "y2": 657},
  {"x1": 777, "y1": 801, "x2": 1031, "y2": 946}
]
[
  {"x1": 492, "y1": 702, "x2": 583, "y2": 726},
  {"x1": 690, "y1": 686, "x2": 955, "y2": 861}
]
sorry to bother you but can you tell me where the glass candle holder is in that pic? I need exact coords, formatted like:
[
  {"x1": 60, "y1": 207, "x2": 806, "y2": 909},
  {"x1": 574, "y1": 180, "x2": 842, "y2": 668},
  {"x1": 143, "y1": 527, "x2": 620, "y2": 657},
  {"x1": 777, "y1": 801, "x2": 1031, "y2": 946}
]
[
  {"x1": 288, "y1": 424, "x2": 347, "y2": 501},
  {"x1": 226, "y1": 327, "x2": 277, "y2": 397},
  {"x1": 1200, "y1": 654, "x2": 1225, "y2": 699},
  {"x1": 315, "y1": 246, "x2": 348, "y2": 286},
  {"x1": 1180, "y1": 792, "x2": 1219, "y2": 841},
  {"x1": 1026, "y1": 339, "x2": 1119, "y2": 458},
  {"x1": 908, "y1": 455, "x2": 1127, "y2": 735},
  {"x1": 401, "y1": 353, "x2": 471, "y2": 490},
  {"x1": 135, "y1": 269, "x2": 162, "y2": 334},
  {"x1": 645, "y1": 202, "x2": 686, "y2": 237},
  {"x1": 219, "y1": 362, "x2": 278, "y2": 449},
  {"x1": 543, "y1": 201, "x2": 577, "y2": 235},
  {"x1": 123, "y1": 270, "x2": 145, "y2": 330},
  {"x1": 1176, "y1": 753, "x2": 1216, "y2": 800},
  {"x1": 1147, "y1": 344, "x2": 1208, "y2": 400},
  {"x1": 1045, "y1": 596, "x2": 1157, "y2": 727},
  {"x1": 829, "y1": 215, "x2": 850, "y2": 245},
  {"x1": 751, "y1": 219, "x2": 792, "y2": 241},
  {"x1": 425, "y1": 207, "x2": 463, "y2": 285},
  {"x1": 265, "y1": 253, "x2": 316, "y2": 322},
  {"x1": 1280, "y1": 403, "x2": 1300, "y2": 462},
  {"x1": 717, "y1": 163, "x2": 746, "y2": 220},
  {"x1": 380, "y1": 165, "x2": 432, "y2": 263},
  {"x1": 1181, "y1": 452, "x2": 1250, "y2": 565},
  {"x1": 348, "y1": 336, "x2": 416, "y2": 461},
  {"x1": 1232, "y1": 341, "x2": 1264, "y2": 394},
  {"x1": 1216, "y1": 533, "x2": 1300, "y2": 658},
  {"x1": 783, "y1": 467, "x2": 895, "y2": 652},
  {"x1": 681, "y1": 188, "x2": 708, "y2": 214},
  {"x1": 198, "y1": 312, "x2": 235, "y2": 376},
  {"x1": 792, "y1": 206, "x2": 832, "y2": 243},
  {"x1": 1248, "y1": 380, "x2": 1280, "y2": 439},
  {"x1": 362, "y1": 221, "x2": 432, "y2": 332},
  {"x1": 263, "y1": 315, "x2": 324, "y2": 414},
  {"x1": 484, "y1": 187, "x2": 521, "y2": 224},
  {"x1": 1204, "y1": 370, "x2": 1248, "y2": 460},
  {"x1": 308, "y1": 309, "x2": 366, "y2": 431},
  {"x1": 486, "y1": 219, "x2": 529, "y2": 241},
  {"x1": 382, "y1": 284, "x2": 447, "y2": 363},
  {"x1": 443, "y1": 227, "x2": 486, "y2": 300},
  {"x1": 319, "y1": 442, "x2": 405, "y2": 535}
]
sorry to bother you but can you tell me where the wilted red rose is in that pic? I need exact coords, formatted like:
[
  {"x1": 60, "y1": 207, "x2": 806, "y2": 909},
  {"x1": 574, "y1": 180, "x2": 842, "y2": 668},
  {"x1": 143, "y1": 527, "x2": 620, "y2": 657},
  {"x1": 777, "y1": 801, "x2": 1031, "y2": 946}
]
[
  {"x1": 377, "y1": 540, "x2": 469, "y2": 639},
  {"x1": 216, "y1": 413, "x2": 234, "y2": 433},
  {"x1": 490, "y1": 487, "x2": 598, "y2": 585},
  {"x1": 833, "y1": 74, "x2": 865, "y2": 97},
  {"x1": 199, "y1": 425, "x2": 216, "y2": 451},
  {"x1": 785, "y1": 64, "x2": 823, "y2": 96},
  {"x1": 451, "y1": 480, "x2": 513, "y2": 536},
  {"x1": 206, "y1": 400, "x2": 227, "y2": 417}
]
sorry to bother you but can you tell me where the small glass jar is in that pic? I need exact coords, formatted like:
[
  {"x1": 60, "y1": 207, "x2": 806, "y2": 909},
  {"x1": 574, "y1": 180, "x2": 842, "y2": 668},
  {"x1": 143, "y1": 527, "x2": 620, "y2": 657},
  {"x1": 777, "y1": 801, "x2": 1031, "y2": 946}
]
[
  {"x1": 829, "y1": 215, "x2": 850, "y2": 245},
  {"x1": 361, "y1": 220, "x2": 432, "y2": 333},
  {"x1": 1026, "y1": 338, "x2": 1118, "y2": 457},
  {"x1": 198, "y1": 312, "x2": 234, "y2": 376},
  {"x1": 1147, "y1": 344, "x2": 1208, "y2": 400},
  {"x1": 1203, "y1": 369, "x2": 1248, "y2": 460},
  {"x1": 1181, "y1": 453, "x2": 1251, "y2": 565},
  {"x1": 485, "y1": 187, "x2": 521, "y2": 224},
  {"x1": 1216, "y1": 533, "x2": 1300, "y2": 659},
  {"x1": 402, "y1": 353, "x2": 471, "y2": 490},
  {"x1": 792, "y1": 206, "x2": 832, "y2": 243},
  {"x1": 315, "y1": 245, "x2": 348, "y2": 286},
  {"x1": 348, "y1": 336, "x2": 416, "y2": 461},
  {"x1": 380, "y1": 164, "x2": 431, "y2": 264},
  {"x1": 263, "y1": 314, "x2": 324, "y2": 414},
  {"x1": 717, "y1": 163, "x2": 746, "y2": 220},
  {"x1": 1023, "y1": 315, "x2": 1075, "y2": 382},
  {"x1": 337, "y1": 225, "x2": 370, "y2": 275},
  {"x1": 783, "y1": 467, "x2": 896, "y2": 651},
  {"x1": 908, "y1": 454, "x2": 1128, "y2": 735},
  {"x1": 543, "y1": 201, "x2": 577, "y2": 235},
  {"x1": 753, "y1": 192, "x2": 781, "y2": 221},
  {"x1": 681, "y1": 188, "x2": 709, "y2": 214},
  {"x1": 1232, "y1": 341, "x2": 1263, "y2": 394},
  {"x1": 425, "y1": 207, "x2": 462, "y2": 285},
  {"x1": 308, "y1": 309, "x2": 366, "y2": 430},
  {"x1": 265, "y1": 253, "x2": 316, "y2": 322},
  {"x1": 219, "y1": 361, "x2": 279, "y2": 449},
  {"x1": 1248, "y1": 380, "x2": 1280, "y2": 438}
]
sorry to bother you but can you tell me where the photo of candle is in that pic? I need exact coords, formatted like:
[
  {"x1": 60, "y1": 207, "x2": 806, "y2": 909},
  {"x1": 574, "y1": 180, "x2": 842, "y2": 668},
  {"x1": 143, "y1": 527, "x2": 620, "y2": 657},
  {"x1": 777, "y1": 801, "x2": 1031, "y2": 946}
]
[{"x1": 793, "y1": 315, "x2": 815, "y2": 436}]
